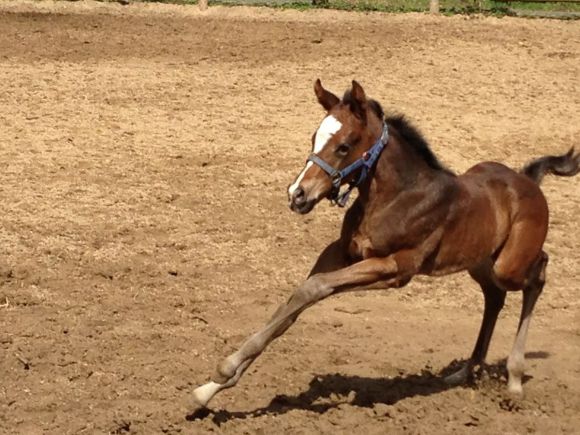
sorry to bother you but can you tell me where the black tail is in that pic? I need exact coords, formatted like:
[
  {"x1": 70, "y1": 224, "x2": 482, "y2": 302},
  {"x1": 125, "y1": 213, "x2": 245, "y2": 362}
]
[{"x1": 522, "y1": 147, "x2": 580, "y2": 184}]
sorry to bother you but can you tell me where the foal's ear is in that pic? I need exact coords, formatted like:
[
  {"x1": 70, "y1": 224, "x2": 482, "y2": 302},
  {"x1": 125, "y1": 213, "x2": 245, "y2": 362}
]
[
  {"x1": 349, "y1": 80, "x2": 368, "y2": 121},
  {"x1": 314, "y1": 79, "x2": 340, "y2": 111}
]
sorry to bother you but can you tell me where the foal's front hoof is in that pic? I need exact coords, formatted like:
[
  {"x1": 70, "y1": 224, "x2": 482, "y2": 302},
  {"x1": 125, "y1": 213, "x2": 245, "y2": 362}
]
[
  {"x1": 444, "y1": 364, "x2": 470, "y2": 385},
  {"x1": 192, "y1": 381, "x2": 222, "y2": 408},
  {"x1": 185, "y1": 383, "x2": 221, "y2": 421}
]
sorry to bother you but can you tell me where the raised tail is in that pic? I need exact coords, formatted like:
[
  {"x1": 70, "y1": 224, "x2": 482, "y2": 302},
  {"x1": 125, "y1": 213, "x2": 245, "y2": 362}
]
[{"x1": 522, "y1": 147, "x2": 580, "y2": 184}]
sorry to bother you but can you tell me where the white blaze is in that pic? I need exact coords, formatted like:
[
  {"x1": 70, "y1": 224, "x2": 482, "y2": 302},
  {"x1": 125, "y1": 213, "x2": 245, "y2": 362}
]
[
  {"x1": 313, "y1": 115, "x2": 343, "y2": 153},
  {"x1": 288, "y1": 116, "x2": 342, "y2": 197}
]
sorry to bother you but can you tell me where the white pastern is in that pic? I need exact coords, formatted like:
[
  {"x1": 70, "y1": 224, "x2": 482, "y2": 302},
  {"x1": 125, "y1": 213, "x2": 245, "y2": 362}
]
[
  {"x1": 192, "y1": 381, "x2": 222, "y2": 407},
  {"x1": 288, "y1": 116, "x2": 342, "y2": 197}
]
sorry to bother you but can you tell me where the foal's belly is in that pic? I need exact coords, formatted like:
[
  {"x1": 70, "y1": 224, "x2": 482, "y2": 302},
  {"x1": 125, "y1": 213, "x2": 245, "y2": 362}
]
[{"x1": 347, "y1": 184, "x2": 512, "y2": 275}]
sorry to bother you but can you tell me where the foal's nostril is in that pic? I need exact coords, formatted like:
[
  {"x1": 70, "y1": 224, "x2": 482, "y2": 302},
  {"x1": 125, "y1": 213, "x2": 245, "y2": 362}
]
[{"x1": 292, "y1": 187, "x2": 306, "y2": 205}]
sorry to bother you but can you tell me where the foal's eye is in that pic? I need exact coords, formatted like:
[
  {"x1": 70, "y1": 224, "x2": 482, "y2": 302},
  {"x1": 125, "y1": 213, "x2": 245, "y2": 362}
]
[{"x1": 335, "y1": 144, "x2": 351, "y2": 157}]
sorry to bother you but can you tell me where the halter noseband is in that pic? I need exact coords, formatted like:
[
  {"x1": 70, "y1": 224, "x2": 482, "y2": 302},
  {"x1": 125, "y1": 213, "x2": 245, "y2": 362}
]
[{"x1": 307, "y1": 122, "x2": 389, "y2": 207}]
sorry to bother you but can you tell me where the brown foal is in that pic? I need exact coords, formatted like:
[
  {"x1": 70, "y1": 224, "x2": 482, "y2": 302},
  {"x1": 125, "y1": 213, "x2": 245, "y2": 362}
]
[{"x1": 191, "y1": 80, "x2": 579, "y2": 411}]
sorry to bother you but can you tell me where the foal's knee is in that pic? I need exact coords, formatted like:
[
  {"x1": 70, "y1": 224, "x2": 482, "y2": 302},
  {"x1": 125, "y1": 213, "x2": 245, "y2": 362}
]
[
  {"x1": 215, "y1": 356, "x2": 237, "y2": 384},
  {"x1": 290, "y1": 275, "x2": 331, "y2": 306}
]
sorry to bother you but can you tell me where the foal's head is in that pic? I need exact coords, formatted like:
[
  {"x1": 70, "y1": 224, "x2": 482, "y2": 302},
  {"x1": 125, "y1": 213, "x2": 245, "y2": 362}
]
[{"x1": 288, "y1": 80, "x2": 385, "y2": 214}]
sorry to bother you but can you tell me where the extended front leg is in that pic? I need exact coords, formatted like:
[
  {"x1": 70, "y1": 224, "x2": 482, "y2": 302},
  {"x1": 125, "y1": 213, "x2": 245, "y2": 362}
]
[{"x1": 190, "y1": 255, "x2": 403, "y2": 410}]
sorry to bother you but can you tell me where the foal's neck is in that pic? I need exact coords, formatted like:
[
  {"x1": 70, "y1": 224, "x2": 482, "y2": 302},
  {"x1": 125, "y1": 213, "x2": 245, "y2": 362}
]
[{"x1": 358, "y1": 128, "x2": 445, "y2": 204}]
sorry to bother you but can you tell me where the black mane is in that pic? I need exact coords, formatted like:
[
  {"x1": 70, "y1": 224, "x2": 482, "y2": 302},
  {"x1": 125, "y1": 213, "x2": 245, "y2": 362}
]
[{"x1": 386, "y1": 114, "x2": 453, "y2": 174}]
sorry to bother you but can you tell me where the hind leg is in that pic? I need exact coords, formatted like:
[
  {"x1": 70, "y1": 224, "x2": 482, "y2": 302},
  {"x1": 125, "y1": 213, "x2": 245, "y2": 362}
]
[
  {"x1": 506, "y1": 251, "x2": 548, "y2": 395},
  {"x1": 488, "y1": 213, "x2": 548, "y2": 393},
  {"x1": 445, "y1": 260, "x2": 506, "y2": 385}
]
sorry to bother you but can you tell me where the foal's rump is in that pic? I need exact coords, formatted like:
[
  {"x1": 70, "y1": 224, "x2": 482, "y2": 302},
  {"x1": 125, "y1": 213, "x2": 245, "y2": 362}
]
[
  {"x1": 450, "y1": 147, "x2": 579, "y2": 290},
  {"x1": 431, "y1": 161, "x2": 547, "y2": 283},
  {"x1": 491, "y1": 147, "x2": 580, "y2": 289}
]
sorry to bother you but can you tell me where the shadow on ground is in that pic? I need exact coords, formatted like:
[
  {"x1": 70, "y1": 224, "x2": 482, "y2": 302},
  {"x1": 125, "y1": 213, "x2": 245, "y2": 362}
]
[{"x1": 187, "y1": 353, "x2": 549, "y2": 424}]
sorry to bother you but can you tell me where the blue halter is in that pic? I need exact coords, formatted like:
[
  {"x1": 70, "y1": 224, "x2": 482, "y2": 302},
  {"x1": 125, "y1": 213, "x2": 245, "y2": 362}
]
[{"x1": 307, "y1": 123, "x2": 389, "y2": 207}]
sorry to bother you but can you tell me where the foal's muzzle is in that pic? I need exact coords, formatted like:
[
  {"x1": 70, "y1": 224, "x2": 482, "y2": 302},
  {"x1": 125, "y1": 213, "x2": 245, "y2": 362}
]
[{"x1": 289, "y1": 186, "x2": 316, "y2": 214}]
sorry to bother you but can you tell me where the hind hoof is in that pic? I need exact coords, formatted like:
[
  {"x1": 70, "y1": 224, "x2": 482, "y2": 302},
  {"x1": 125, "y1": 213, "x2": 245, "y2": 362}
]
[
  {"x1": 507, "y1": 380, "x2": 523, "y2": 397},
  {"x1": 444, "y1": 365, "x2": 470, "y2": 385}
]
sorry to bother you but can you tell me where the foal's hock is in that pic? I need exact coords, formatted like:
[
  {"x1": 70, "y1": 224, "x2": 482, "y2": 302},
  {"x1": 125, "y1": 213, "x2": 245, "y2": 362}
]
[{"x1": 190, "y1": 80, "x2": 579, "y2": 412}]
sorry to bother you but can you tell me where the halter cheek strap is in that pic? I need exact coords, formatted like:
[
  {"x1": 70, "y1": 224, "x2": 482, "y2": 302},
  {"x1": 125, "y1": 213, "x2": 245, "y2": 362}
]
[{"x1": 307, "y1": 122, "x2": 389, "y2": 207}]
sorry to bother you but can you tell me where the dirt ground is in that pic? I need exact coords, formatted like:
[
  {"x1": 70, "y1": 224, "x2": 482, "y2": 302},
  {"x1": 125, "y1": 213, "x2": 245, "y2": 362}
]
[{"x1": 0, "y1": 1, "x2": 579, "y2": 433}]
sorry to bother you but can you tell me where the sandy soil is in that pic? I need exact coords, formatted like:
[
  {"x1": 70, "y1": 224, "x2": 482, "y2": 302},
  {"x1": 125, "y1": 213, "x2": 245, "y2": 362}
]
[{"x1": 0, "y1": 1, "x2": 579, "y2": 433}]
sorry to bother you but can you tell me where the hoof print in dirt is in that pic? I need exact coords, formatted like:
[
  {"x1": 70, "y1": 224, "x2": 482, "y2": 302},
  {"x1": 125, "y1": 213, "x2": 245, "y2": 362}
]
[
  {"x1": 185, "y1": 406, "x2": 212, "y2": 421},
  {"x1": 499, "y1": 397, "x2": 524, "y2": 412}
]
